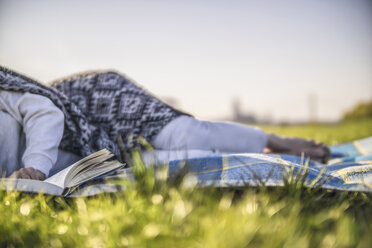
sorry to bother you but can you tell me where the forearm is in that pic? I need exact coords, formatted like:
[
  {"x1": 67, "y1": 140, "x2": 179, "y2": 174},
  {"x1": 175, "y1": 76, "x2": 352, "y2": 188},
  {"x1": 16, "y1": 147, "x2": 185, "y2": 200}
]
[{"x1": 0, "y1": 91, "x2": 65, "y2": 177}]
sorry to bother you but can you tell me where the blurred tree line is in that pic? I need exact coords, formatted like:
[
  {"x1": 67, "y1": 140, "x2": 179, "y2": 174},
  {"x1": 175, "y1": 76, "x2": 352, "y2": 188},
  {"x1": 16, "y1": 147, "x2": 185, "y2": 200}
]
[{"x1": 342, "y1": 100, "x2": 372, "y2": 120}]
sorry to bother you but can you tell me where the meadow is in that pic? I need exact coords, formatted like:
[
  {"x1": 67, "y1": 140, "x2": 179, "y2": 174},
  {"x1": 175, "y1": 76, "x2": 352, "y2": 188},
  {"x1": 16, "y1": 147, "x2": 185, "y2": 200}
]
[{"x1": 1, "y1": 119, "x2": 372, "y2": 248}]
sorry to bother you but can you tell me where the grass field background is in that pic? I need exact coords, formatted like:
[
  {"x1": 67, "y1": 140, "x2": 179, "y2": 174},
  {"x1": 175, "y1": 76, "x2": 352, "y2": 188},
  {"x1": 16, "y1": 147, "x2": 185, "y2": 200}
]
[{"x1": 1, "y1": 119, "x2": 372, "y2": 247}]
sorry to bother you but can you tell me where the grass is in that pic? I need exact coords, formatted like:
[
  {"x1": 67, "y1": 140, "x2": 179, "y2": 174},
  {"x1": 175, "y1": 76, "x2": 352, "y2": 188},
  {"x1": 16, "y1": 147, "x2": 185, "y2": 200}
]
[
  {"x1": 1, "y1": 118, "x2": 372, "y2": 248},
  {"x1": 258, "y1": 118, "x2": 372, "y2": 145}
]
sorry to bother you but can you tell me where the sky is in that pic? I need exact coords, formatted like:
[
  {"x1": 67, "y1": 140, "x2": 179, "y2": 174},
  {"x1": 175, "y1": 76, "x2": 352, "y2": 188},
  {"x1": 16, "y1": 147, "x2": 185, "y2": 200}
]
[{"x1": 0, "y1": 0, "x2": 371, "y2": 123}]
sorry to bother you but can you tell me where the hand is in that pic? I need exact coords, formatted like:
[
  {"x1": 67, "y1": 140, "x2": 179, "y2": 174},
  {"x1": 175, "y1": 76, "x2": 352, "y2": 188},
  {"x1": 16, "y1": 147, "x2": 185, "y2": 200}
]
[
  {"x1": 266, "y1": 133, "x2": 330, "y2": 163},
  {"x1": 9, "y1": 167, "x2": 46, "y2": 180}
]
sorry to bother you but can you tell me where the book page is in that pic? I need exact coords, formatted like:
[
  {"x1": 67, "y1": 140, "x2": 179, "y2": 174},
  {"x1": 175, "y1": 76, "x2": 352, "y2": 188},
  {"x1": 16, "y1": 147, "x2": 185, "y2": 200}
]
[
  {"x1": 44, "y1": 149, "x2": 113, "y2": 188},
  {"x1": 65, "y1": 153, "x2": 114, "y2": 182},
  {"x1": 44, "y1": 165, "x2": 75, "y2": 188},
  {"x1": 67, "y1": 160, "x2": 124, "y2": 187},
  {"x1": 1, "y1": 178, "x2": 64, "y2": 195}
]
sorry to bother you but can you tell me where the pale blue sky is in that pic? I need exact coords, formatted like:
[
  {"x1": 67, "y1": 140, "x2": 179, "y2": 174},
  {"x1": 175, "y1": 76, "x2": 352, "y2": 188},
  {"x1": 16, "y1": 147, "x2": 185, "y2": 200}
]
[{"x1": 0, "y1": 0, "x2": 371, "y2": 122}]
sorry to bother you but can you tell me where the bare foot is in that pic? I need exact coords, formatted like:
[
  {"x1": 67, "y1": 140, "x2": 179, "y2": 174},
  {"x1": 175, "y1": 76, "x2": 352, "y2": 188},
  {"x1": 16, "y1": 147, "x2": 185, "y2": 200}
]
[
  {"x1": 263, "y1": 147, "x2": 272, "y2": 154},
  {"x1": 266, "y1": 133, "x2": 330, "y2": 163}
]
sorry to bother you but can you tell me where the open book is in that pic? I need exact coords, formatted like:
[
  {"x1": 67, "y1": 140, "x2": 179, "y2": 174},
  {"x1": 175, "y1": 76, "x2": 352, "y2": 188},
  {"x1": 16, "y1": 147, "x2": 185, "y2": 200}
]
[{"x1": 0, "y1": 149, "x2": 125, "y2": 196}]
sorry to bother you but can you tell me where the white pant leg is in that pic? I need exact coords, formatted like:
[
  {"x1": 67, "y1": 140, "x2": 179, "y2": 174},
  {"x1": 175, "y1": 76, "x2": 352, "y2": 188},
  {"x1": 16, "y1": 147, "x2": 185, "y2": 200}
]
[{"x1": 152, "y1": 116, "x2": 267, "y2": 153}]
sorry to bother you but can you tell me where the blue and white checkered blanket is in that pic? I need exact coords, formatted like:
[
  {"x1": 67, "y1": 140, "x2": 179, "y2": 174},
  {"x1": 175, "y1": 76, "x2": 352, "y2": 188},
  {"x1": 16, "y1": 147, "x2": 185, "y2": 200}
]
[
  {"x1": 77, "y1": 136, "x2": 372, "y2": 196},
  {"x1": 156, "y1": 136, "x2": 372, "y2": 192}
]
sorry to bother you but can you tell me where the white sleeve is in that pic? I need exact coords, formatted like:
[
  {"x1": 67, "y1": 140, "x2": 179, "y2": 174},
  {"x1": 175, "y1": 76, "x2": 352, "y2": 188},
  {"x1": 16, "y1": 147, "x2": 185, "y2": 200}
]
[{"x1": 0, "y1": 91, "x2": 65, "y2": 176}]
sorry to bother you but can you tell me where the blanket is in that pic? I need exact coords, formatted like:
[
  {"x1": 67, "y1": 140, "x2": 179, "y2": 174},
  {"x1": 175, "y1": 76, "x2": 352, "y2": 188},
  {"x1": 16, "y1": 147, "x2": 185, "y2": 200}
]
[
  {"x1": 164, "y1": 136, "x2": 372, "y2": 192},
  {"x1": 75, "y1": 136, "x2": 372, "y2": 196}
]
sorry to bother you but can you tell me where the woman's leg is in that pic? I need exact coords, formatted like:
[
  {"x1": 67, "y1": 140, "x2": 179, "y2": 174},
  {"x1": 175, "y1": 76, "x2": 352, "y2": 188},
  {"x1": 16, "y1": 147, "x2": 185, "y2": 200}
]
[
  {"x1": 151, "y1": 115, "x2": 330, "y2": 162},
  {"x1": 151, "y1": 115, "x2": 268, "y2": 153}
]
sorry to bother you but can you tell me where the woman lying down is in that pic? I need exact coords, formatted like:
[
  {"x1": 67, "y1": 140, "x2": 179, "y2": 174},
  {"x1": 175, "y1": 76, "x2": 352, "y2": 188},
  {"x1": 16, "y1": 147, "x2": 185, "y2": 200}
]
[{"x1": 0, "y1": 66, "x2": 330, "y2": 180}]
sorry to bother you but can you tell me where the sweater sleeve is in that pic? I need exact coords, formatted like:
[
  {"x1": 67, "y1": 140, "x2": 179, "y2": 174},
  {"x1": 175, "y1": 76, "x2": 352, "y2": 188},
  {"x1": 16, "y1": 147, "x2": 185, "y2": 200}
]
[{"x1": 0, "y1": 91, "x2": 65, "y2": 176}]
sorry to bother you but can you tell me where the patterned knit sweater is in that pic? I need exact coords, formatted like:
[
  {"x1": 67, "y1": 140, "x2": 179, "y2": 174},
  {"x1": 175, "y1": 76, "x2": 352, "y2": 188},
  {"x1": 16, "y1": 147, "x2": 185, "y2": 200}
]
[{"x1": 0, "y1": 66, "x2": 186, "y2": 159}]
